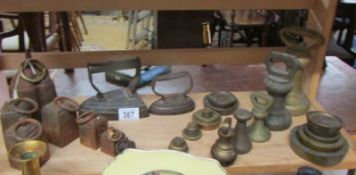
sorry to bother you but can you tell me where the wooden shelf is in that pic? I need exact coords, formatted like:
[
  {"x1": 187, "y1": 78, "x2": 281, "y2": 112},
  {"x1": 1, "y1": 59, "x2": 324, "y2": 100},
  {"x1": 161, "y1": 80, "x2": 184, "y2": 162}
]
[
  {"x1": 0, "y1": 0, "x2": 315, "y2": 11},
  {"x1": 1, "y1": 91, "x2": 355, "y2": 174}
]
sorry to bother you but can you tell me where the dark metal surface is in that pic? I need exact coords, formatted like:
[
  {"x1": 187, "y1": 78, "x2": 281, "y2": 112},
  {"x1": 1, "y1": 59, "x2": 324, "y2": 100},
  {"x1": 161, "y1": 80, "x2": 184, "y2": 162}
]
[
  {"x1": 280, "y1": 26, "x2": 325, "y2": 116},
  {"x1": 203, "y1": 91, "x2": 238, "y2": 116},
  {"x1": 1, "y1": 98, "x2": 38, "y2": 132},
  {"x1": 192, "y1": 108, "x2": 221, "y2": 130},
  {"x1": 9, "y1": 59, "x2": 57, "y2": 121},
  {"x1": 264, "y1": 51, "x2": 298, "y2": 131},
  {"x1": 168, "y1": 137, "x2": 188, "y2": 153},
  {"x1": 41, "y1": 96, "x2": 79, "y2": 148},
  {"x1": 77, "y1": 112, "x2": 108, "y2": 150},
  {"x1": 290, "y1": 111, "x2": 349, "y2": 166},
  {"x1": 149, "y1": 71, "x2": 195, "y2": 115},
  {"x1": 233, "y1": 108, "x2": 252, "y2": 154},
  {"x1": 182, "y1": 121, "x2": 202, "y2": 141},
  {"x1": 248, "y1": 92, "x2": 273, "y2": 143},
  {"x1": 211, "y1": 117, "x2": 237, "y2": 167},
  {"x1": 100, "y1": 127, "x2": 125, "y2": 156},
  {"x1": 79, "y1": 57, "x2": 149, "y2": 120}
]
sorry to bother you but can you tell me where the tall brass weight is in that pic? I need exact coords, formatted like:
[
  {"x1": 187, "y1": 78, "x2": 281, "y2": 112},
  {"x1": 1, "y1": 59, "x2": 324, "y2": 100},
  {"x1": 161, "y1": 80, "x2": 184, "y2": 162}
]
[
  {"x1": 8, "y1": 140, "x2": 47, "y2": 175},
  {"x1": 280, "y1": 26, "x2": 325, "y2": 116},
  {"x1": 264, "y1": 51, "x2": 298, "y2": 131}
]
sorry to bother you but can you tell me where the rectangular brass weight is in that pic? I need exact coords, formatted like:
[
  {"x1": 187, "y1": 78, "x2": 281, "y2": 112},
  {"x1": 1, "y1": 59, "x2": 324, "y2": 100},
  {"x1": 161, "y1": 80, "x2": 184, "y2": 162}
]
[{"x1": 78, "y1": 112, "x2": 108, "y2": 149}]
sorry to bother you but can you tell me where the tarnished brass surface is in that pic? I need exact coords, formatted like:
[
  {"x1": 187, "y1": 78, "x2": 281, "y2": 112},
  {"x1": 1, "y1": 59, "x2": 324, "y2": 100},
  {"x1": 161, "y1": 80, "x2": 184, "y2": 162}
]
[
  {"x1": 192, "y1": 108, "x2": 221, "y2": 130},
  {"x1": 233, "y1": 108, "x2": 252, "y2": 154},
  {"x1": 296, "y1": 166, "x2": 322, "y2": 175},
  {"x1": 248, "y1": 92, "x2": 273, "y2": 143},
  {"x1": 77, "y1": 112, "x2": 108, "y2": 150},
  {"x1": 182, "y1": 121, "x2": 202, "y2": 141},
  {"x1": 264, "y1": 51, "x2": 298, "y2": 131},
  {"x1": 115, "y1": 137, "x2": 136, "y2": 154},
  {"x1": 280, "y1": 26, "x2": 325, "y2": 116},
  {"x1": 1, "y1": 98, "x2": 38, "y2": 132},
  {"x1": 211, "y1": 118, "x2": 237, "y2": 167},
  {"x1": 41, "y1": 96, "x2": 79, "y2": 148},
  {"x1": 10, "y1": 59, "x2": 57, "y2": 120},
  {"x1": 149, "y1": 72, "x2": 195, "y2": 115},
  {"x1": 4, "y1": 118, "x2": 50, "y2": 169},
  {"x1": 203, "y1": 91, "x2": 238, "y2": 116},
  {"x1": 79, "y1": 57, "x2": 149, "y2": 120},
  {"x1": 100, "y1": 127, "x2": 124, "y2": 156},
  {"x1": 290, "y1": 111, "x2": 349, "y2": 166},
  {"x1": 8, "y1": 140, "x2": 47, "y2": 175},
  {"x1": 168, "y1": 137, "x2": 188, "y2": 153}
]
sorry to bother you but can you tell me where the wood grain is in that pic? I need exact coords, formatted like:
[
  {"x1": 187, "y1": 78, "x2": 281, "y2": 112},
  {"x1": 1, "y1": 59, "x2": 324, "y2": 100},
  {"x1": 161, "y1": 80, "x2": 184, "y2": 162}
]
[
  {"x1": 0, "y1": 0, "x2": 315, "y2": 11},
  {"x1": 1, "y1": 92, "x2": 356, "y2": 175}
]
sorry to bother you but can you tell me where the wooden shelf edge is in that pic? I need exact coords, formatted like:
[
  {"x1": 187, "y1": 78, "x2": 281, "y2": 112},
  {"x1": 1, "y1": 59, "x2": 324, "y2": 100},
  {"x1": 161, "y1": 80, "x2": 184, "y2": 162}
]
[{"x1": 0, "y1": 0, "x2": 315, "y2": 11}]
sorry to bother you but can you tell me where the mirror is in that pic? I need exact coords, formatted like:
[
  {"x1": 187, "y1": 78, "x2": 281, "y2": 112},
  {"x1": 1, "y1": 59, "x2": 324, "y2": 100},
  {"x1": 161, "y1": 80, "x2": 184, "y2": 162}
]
[{"x1": 0, "y1": 10, "x2": 307, "y2": 53}]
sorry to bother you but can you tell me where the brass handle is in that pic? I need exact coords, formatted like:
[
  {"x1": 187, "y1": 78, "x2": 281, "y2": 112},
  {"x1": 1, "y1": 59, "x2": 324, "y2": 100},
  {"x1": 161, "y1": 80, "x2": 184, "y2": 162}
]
[
  {"x1": 19, "y1": 59, "x2": 47, "y2": 83},
  {"x1": 279, "y1": 26, "x2": 325, "y2": 51},
  {"x1": 266, "y1": 51, "x2": 299, "y2": 80},
  {"x1": 54, "y1": 96, "x2": 79, "y2": 113},
  {"x1": 87, "y1": 57, "x2": 141, "y2": 99},
  {"x1": 151, "y1": 71, "x2": 193, "y2": 100},
  {"x1": 10, "y1": 98, "x2": 39, "y2": 115},
  {"x1": 250, "y1": 92, "x2": 273, "y2": 111},
  {"x1": 219, "y1": 117, "x2": 232, "y2": 135}
]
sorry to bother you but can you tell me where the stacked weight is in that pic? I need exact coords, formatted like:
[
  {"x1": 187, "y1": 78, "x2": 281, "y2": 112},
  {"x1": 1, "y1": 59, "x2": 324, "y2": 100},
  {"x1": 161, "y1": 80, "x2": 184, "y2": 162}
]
[{"x1": 290, "y1": 111, "x2": 349, "y2": 166}]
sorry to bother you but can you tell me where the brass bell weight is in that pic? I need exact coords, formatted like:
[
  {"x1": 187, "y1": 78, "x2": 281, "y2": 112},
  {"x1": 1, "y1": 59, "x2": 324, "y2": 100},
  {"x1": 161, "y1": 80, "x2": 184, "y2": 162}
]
[
  {"x1": 149, "y1": 71, "x2": 195, "y2": 115},
  {"x1": 264, "y1": 51, "x2": 298, "y2": 131},
  {"x1": 248, "y1": 92, "x2": 273, "y2": 142},
  {"x1": 10, "y1": 59, "x2": 57, "y2": 118},
  {"x1": 279, "y1": 26, "x2": 325, "y2": 116},
  {"x1": 41, "y1": 96, "x2": 80, "y2": 147},
  {"x1": 77, "y1": 112, "x2": 108, "y2": 150},
  {"x1": 168, "y1": 137, "x2": 189, "y2": 153},
  {"x1": 182, "y1": 121, "x2": 202, "y2": 141},
  {"x1": 1, "y1": 98, "x2": 39, "y2": 132},
  {"x1": 8, "y1": 140, "x2": 48, "y2": 175},
  {"x1": 211, "y1": 117, "x2": 237, "y2": 167}
]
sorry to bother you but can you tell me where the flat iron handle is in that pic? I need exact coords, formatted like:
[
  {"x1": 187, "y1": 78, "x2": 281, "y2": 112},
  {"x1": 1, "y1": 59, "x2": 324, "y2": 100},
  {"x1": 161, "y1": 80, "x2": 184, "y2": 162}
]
[
  {"x1": 151, "y1": 71, "x2": 193, "y2": 99},
  {"x1": 87, "y1": 57, "x2": 142, "y2": 98},
  {"x1": 266, "y1": 51, "x2": 299, "y2": 80}
]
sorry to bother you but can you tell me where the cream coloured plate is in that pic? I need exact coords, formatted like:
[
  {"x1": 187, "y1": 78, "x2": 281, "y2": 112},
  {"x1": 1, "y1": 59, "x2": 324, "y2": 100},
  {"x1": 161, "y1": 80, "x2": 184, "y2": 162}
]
[{"x1": 102, "y1": 149, "x2": 227, "y2": 175}]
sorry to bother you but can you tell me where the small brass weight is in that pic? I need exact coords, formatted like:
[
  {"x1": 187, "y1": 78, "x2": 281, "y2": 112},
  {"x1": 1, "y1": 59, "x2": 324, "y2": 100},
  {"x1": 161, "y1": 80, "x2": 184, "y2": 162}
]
[
  {"x1": 248, "y1": 92, "x2": 274, "y2": 142},
  {"x1": 233, "y1": 108, "x2": 252, "y2": 154},
  {"x1": 279, "y1": 26, "x2": 325, "y2": 116},
  {"x1": 264, "y1": 51, "x2": 298, "y2": 131},
  {"x1": 8, "y1": 140, "x2": 47, "y2": 175}
]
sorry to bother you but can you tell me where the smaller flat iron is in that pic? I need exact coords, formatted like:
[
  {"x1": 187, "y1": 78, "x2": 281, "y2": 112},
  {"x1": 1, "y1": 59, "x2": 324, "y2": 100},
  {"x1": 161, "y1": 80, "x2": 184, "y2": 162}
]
[
  {"x1": 79, "y1": 57, "x2": 149, "y2": 120},
  {"x1": 149, "y1": 71, "x2": 195, "y2": 115}
]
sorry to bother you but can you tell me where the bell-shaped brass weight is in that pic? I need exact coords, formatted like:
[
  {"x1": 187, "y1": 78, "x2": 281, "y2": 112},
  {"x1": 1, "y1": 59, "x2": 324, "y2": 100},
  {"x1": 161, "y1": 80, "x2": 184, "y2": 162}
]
[
  {"x1": 264, "y1": 51, "x2": 298, "y2": 131},
  {"x1": 280, "y1": 26, "x2": 325, "y2": 116},
  {"x1": 248, "y1": 92, "x2": 274, "y2": 143},
  {"x1": 233, "y1": 108, "x2": 252, "y2": 154},
  {"x1": 192, "y1": 108, "x2": 221, "y2": 130},
  {"x1": 8, "y1": 140, "x2": 47, "y2": 175},
  {"x1": 168, "y1": 137, "x2": 189, "y2": 153},
  {"x1": 211, "y1": 117, "x2": 237, "y2": 167},
  {"x1": 203, "y1": 91, "x2": 239, "y2": 115},
  {"x1": 182, "y1": 121, "x2": 202, "y2": 141}
]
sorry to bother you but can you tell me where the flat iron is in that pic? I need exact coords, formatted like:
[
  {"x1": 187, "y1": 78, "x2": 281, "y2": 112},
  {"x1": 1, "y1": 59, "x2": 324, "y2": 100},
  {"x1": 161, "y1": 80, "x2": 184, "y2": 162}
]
[
  {"x1": 149, "y1": 71, "x2": 195, "y2": 115},
  {"x1": 79, "y1": 57, "x2": 149, "y2": 120}
]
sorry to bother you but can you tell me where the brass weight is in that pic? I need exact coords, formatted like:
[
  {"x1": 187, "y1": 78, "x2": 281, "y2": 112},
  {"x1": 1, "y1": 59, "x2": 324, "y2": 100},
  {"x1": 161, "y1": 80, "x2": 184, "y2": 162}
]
[
  {"x1": 192, "y1": 108, "x2": 221, "y2": 130},
  {"x1": 233, "y1": 108, "x2": 252, "y2": 154},
  {"x1": 280, "y1": 26, "x2": 325, "y2": 116},
  {"x1": 248, "y1": 92, "x2": 274, "y2": 143},
  {"x1": 203, "y1": 91, "x2": 238, "y2": 116},
  {"x1": 168, "y1": 137, "x2": 189, "y2": 153}
]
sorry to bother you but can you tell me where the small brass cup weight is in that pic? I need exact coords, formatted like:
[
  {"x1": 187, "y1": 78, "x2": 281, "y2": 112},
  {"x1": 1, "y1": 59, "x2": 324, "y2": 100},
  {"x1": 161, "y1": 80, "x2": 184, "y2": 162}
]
[
  {"x1": 77, "y1": 111, "x2": 108, "y2": 150},
  {"x1": 211, "y1": 117, "x2": 237, "y2": 167},
  {"x1": 264, "y1": 51, "x2": 298, "y2": 131},
  {"x1": 150, "y1": 71, "x2": 195, "y2": 115},
  {"x1": 248, "y1": 92, "x2": 274, "y2": 143},
  {"x1": 203, "y1": 91, "x2": 238, "y2": 115},
  {"x1": 290, "y1": 111, "x2": 349, "y2": 166},
  {"x1": 168, "y1": 137, "x2": 189, "y2": 153},
  {"x1": 192, "y1": 108, "x2": 221, "y2": 130},
  {"x1": 8, "y1": 140, "x2": 47, "y2": 175},
  {"x1": 280, "y1": 26, "x2": 325, "y2": 116},
  {"x1": 1, "y1": 98, "x2": 39, "y2": 132},
  {"x1": 41, "y1": 96, "x2": 79, "y2": 147},
  {"x1": 182, "y1": 121, "x2": 202, "y2": 141},
  {"x1": 233, "y1": 108, "x2": 252, "y2": 154}
]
